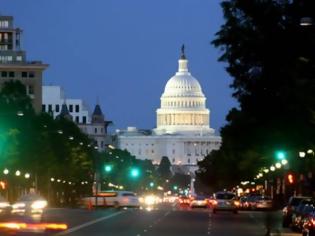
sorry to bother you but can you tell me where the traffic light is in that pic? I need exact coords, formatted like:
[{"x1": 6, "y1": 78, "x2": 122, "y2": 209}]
[
  {"x1": 275, "y1": 151, "x2": 286, "y2": 160},
  {"x1": 287, "y1": 174, "x2": 294, "y2": 184},
  {"x1": 104, "y1": 165, "x2": 112, "y2": 173},
  {"x1": 173, "y1": 185, "x2": 178, "y2": 190},
  {"x1": 149, "y1": 182, "x2": 154, "y2": 187},
  {"x1": 130, "y1": 168, "x2": 140, "y2": 178}
]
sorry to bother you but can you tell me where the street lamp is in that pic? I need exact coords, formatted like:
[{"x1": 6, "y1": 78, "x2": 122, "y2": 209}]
[
  {"x1": 24, "y1": 173, "x2": 30, "y2": 179},
  {"x1": 263, "y1": 169, "x2": 269, "y2": 173},
  {"x1": 299, "y1": 152, "x2": 306, "y2": 158},
  {"x1": 307, "y1": 149, "x2": 314, "y2": 155},
  {"x1": 275, "y1": 163, "x2": 282, "y2": 169},
  {"x1": 281, "y1": 159, "x2": 288, "y2": 165},
  {"x1": 270, "y1": 166, "x2": 276, "y2": 172},
  {"x1": 3, "y1": 169, "x2": 9, "y2": 175},
  {"x1": 15, "y1": 170, "x2": 21, "y2": 176}
]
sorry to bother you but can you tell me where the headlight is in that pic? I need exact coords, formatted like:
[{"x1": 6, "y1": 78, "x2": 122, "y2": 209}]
[
  {"x1": 12, "y1": 203, "x2": 26, "y2": 209},
  {"x1": 0, "y1": 202, "x2": 10, "y2": 208},
  {"x1": 31, "y1": 200, "x2": 47, "y2": 210},
  {"x1": 144, "y1": 196, "x2": 156, "y2": 205}
]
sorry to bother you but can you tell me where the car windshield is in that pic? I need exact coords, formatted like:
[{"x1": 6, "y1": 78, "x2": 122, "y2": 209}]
[
  {"x1": 291, "y1": 197, "x2": 310, "y2": 206},
  {"x1": 216, "y1": 193, "x2": 235, "y2": 200},
  {"x1": 122, "y1": 193, "x2": 136, "y2": 197}
]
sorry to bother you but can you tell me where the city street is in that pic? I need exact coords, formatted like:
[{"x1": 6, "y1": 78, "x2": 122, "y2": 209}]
[{"x1": 0, "y1": 204, "x2": 300, "y2": 236}]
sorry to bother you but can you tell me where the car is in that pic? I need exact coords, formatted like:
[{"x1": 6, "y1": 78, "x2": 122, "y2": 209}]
[
  {"x1": 178, "y1": 196, "x2": 191, "y2": 207},
  {"x1": 12, "y1": 194, "x2": 48, "y2": 215},
  {"x1": 252, "y1": 195, "x2": 273, "y2": 210},
  {"x1": 301, "y1": 207, "x2": 315, "y2": 236},
  {"x1": 212, "y1": 191, "x2": 239, "y2": 214},
  {"x1": 283, "y1": 196, "x2": 311, "y2": 227},
  {"x1": 291, "y1": 199, "x2": 314, "y2": 232},
  {"x1": 81, "y1": 191, "x2": 140, "y2": 208},
  {"x1": 190, "y1": 196, "x2": 208, "y2": 208},
  {"x1": 0, "y1": 196, "x2": 11, "y2": 215}
]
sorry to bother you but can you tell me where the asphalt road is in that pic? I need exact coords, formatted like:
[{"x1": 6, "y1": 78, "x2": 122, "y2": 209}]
[{"x1": 0, "y1": 204, "x2": 300, "y2": 236}]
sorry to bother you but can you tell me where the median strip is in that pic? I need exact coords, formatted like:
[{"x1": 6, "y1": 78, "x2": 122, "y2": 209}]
[{"x1": 55, "y1": 211, "x2": 125, "y2": 235}]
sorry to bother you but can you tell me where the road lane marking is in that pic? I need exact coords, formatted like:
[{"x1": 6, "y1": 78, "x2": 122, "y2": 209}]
[{"x1": 55, "y1": 211, "x2": 125, "y2": 235}]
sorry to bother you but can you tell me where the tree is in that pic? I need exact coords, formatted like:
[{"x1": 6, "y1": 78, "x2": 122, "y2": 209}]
[
  {"x1": 157, "y1": 156, "x2": 172, "y2": 180},
  {"x1": 197, "y1": 0, "x2": 315, "y2": 189}
]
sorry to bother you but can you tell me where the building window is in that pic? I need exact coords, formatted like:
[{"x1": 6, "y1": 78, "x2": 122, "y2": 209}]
[
  {"x1": 1, "y1": 71, "x2": 7, "y2": 77},
  {"x1": 48, "y1": 104, "x2": 52, "y2": 112},
  {"x1": 28, "y1": 85, "x2": 34, "y2": 95},
  {"x1": 152, "y1": 150, "x2": 154, "y2": 154},
  {"x1": 75, "y1": 105, "x2": 79, "y2": 112},
  {"x1": 101, "y1": 141, "x2": 104, "y2": 148},
  {"x1": 100, "y1": 128, "x2": 103, "y2": 133},
  {"x1": 172, "y1": 158, "x2": 175, "y2": 163},
  {"x1": 69, "y1": 105, "x2": 73, "y2": 112},
  {"x1": 55, "y1": 104, "x2": 60, "y2": 112},
  {"x1": 94, "y1": 128, "x2": 97, "y2": 134},
  {"x1": 29, "y1": 72, "x2": 35, "y2": 78},
  {"x1": 172, "y1": 149, "x2": 175, "y2": 154},
  {"x1": 9, "y1": 71, "x2": 14, "y2": 78},
  {"x1": 16, "y1": 56, "x2": 22, "y2": 61},
  {"x1": 42, "y1": 105, "x2": 46, "y2": 112},
  {"x1": 188, "y1": 158, "x2": 190, "y2": 164},
  {"x1": 0, "y1": 21, "x2": 9, "y2": 28},
  {"x1": 75, "y1": 116, "x2": 79, "y2": 123},
  {"x1": 21, "y1": 72, "x2": 27, "y2": 78}
]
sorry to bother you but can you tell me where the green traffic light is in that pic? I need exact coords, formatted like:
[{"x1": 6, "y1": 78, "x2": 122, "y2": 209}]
[
  {"x1": 173, "y1": 185, "x2": 178, "y2": 190},
  {"x1": 105, "y1": 165, "x2": 112, "y2": 173},
  {"x1": 130, "y1": 168, "x2": 140, "y2": 178},
  {"x1": 149, "y1": 182, "x2": 154, "y2": 187},
  {"x1": 276, "y1": 151, "x2": 286, "y2": 160}
]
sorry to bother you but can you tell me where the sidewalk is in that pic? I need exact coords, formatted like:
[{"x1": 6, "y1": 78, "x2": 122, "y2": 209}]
[{"x1": 270, "y1": 228, "x2": 300, "y2": 236}]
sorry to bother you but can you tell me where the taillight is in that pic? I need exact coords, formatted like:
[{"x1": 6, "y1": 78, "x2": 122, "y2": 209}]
[
  {"x1": 212, "y1": 200, "x2": 218, "y2": 205},
  {"x1": 234, "y1": 201, "x2": 240, "y2": 206}
]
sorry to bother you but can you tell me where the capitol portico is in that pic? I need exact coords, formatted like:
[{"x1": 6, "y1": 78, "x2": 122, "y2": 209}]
[{"x1": 117, "y1": 46, "x2": 221, "y2": 171}]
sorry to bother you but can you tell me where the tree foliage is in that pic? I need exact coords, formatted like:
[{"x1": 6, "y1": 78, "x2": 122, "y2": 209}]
[{"x1": 198, "y1": 0, "x2": 315, "y2": 189}]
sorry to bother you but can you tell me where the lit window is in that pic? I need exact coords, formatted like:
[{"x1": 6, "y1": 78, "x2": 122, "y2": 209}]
[{"x1": 16, "y1": 56, "x2": 22, "y2": 61}]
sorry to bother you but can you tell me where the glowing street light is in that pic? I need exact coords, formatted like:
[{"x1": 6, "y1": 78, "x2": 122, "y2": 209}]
[
  {"x1": 15, "y1": 170, "x2": 21, "y2": 176},
  {"x1": 275, "y1": 163, "x2": 282, "y2": 169},
  {"x1": 281, "y1": 159, "x2": 288, "y2": 165},
  {"x1": 299, "y1": 152, "x2": 306, "y2": 158},
  {"x1": 3, "y1": 169, "x2": 9, "y2": 175},
  {"x1": 50, "y1": 178, "x2": 55, "y2": 182},
  {"x1": 270, "y1": 166, "x2": 276, "y2": 172},
  {"x1": 24, "y1": 173, "x2": 30, "y2": 179},
  {"x1": 263, "y1": 169, "x2": 269, "y2": 173}
]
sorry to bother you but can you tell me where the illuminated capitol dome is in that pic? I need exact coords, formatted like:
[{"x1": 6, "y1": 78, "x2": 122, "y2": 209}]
[
  {"x1": 155, "y1": 46, "x2": 214, "y2": 135},
  {"x1": 117, "y1": 46, "x2": 221, "y2": 170}
]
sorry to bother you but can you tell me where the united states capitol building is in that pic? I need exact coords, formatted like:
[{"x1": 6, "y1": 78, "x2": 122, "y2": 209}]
[{"x1": 117, "y1": 47, "x2": 221, "y2": 172}]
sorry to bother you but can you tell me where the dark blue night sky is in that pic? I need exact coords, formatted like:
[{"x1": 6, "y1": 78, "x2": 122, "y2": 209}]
[{"x1": 1, "y1": 0, "x2": 237, "y2": 133}]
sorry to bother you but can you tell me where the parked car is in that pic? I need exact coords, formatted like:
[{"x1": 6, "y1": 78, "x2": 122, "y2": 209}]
[
  {"x1": 178, "y1": 196, "x2": 191, "y2": 208},
  {"x1": 212, "y1": 191, "x2": 238, "y2": 214},
  {"x1": 81, "y1": 191, "x2": 140, "y2": 208},
  {"x1": 291, "y1": 199, "x2": 314, "y2": 232},
  {"x1": 302, "y1": 208, "x2": 315, "y2": 236},
  {"x1": 283, "y1": 196, "x2": 311, "y2": 227},
  {"x1": 12, "y1": 194, "x2": 48, "y2": 215},
  {"x1": 190, "y1": 196, "x2": 208, "y2": 208}
]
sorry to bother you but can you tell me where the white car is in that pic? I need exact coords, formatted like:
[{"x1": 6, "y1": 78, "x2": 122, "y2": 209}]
[
  {"x1": 12, "y1": 194, "x2": 48, "y2": 215},
  {"x1": 82, "y1": 191, "x2": 140, "y2": 208},
  {"x1": 212, "y1": 191, "x2": 239, "y2": 214}
]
